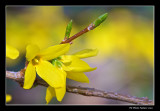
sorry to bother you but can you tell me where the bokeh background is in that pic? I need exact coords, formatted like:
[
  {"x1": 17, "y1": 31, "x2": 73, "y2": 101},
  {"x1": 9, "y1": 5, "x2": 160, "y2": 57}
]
[{"x1": 6, "y1": 6, "x2": 154, "y2": 105}]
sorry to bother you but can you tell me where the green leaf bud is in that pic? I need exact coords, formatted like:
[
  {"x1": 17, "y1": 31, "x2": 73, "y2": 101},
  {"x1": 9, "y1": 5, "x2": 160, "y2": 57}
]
[
  {"x1": 65, "y1": 20, "x2": 72, "y2": 38},
  {"x1": 92, "y1": 13, "x2": 108, "y2": 28}
]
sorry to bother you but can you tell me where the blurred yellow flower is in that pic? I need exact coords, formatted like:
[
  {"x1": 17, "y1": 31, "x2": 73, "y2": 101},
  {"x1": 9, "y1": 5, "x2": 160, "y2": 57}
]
[
  {"x1": 6, "y1": 94, "x2": 12, "y2": 103},
  {"x1": 45, "y1": 49, "x2": 98, "y2": 103},
  {"x1": 6, "y1": 6, "x2": 73, "y2": 55},
  {"x1": 6, "y1": 44, "x2": 19, "y2": 59},
  {"x1": 23, "y1": 43, "x2": 70, "y2": 89},
  {"x1": 6, "y1": 45, "x2": 19, "y2": 103},
  {"x1": 85, "y1": 9, "x2": 153, "y2": 67}
]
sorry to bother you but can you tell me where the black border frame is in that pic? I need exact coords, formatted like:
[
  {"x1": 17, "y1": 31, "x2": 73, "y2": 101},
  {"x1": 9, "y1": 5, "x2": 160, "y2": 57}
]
[{"x1": 1, "y1": 0, "x2": 159, "y2": 110}]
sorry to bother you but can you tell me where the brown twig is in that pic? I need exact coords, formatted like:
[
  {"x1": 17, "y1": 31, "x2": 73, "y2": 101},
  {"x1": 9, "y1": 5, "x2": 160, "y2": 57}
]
[
  {"x1": 6, "y1": 71, "x2": 153, "y2": 105},
  {"x1": 66, "y1": 86, "x2": 153, "y2": 105},
  {"x1": 60, "y1": 23, "x2": 94, "y2": 44}
]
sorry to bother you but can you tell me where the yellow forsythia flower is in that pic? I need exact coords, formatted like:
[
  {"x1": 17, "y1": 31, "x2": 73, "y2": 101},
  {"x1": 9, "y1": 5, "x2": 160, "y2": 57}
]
[
  {"x1": 23, "y1": 43, "x2": 70, "y2": 89},
  {"x1": 6, "y1": 94, "x2": 12, "y2": 103},
  {"x1": 45, "y1": 49, "x2": 98, "y2": 103},
  {"x1": 6, "y1": 44, "x2": 19, "y2": 59}
]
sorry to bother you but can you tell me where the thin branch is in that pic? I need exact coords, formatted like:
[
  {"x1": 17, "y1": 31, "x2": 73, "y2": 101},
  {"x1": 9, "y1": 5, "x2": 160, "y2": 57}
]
[
  {"x1": 61, "y1": 13, "x2": 108, "y2": 44},
  {"x1": 60, "y1": 23, "x2": 94, "y2": 44},
  {"x1": 66, "y1": 86, "x2": 153, "y2": 105},
  {"x1": 6, "y1": 71, "x2": 153, "y2": 105}
]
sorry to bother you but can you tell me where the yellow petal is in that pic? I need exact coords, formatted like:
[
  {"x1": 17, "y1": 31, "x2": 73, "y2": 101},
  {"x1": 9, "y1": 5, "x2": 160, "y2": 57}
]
[
  {"x1": 63, "y1": 55, "x2": 97, "y2": 72},
  {"x1": 67, "y1": 72, "x2": 89, "y2": 83},
  {"x1": 36, "y1": 60, "x2": 65, "y2": 88},
  {"x1": 6, "y1": 44, "x2": 19, "y2": 59},
  {"x1": 60, "y1": 55, "x2": 72, "y2": 65},
  {"x1": 23, "y1": 61, "x2": 36, "y2": 89},
  {"x1": 6, "y1": 94, "x2": 12, "y2": 103},
  {"x1": 38, "y1": 43, "x2": 70, "y2": 60},
  {"x1": 55, "y1": 69, "x2": 66, "y2": 102},
  {"x1": 73, "y1": 49, "x2": 98, "y2": 58},
  {"x1": 61, "y1": 64, "x2": 71, "y2": 71},
  {"x1": 26, "y1": 44, "x2": 40, "y2": 61},
  {"x1": 46, "y1": 86, "x2": 56, "y2": 104},
  {"x1": 55, "y1": 86, "x2": 66, "y2": 102},
  {"x1": 46, "y1": 68, "x2": 66, "y2": 103}
]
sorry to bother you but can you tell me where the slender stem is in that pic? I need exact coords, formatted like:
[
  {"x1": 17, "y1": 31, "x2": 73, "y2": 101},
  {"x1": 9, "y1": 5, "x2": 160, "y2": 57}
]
[
  {"x1": 61, "y1": 24, "x2": 94, "y2": 44},
  {"x1": 66, "y1": 86, "x2": 153, "y2": 105},
  {"x1": 61, "y1": 13, "x2": 108, "y2": 44},
  {"x1": 6, "y1": 71, "x2": 153, "y2": 105}
]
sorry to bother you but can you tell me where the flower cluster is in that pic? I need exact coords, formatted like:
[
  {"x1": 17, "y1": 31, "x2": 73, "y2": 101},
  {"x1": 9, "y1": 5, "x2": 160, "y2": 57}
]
[{"x1": 23, "y1": 43, "x2": 98, "y2": 103}]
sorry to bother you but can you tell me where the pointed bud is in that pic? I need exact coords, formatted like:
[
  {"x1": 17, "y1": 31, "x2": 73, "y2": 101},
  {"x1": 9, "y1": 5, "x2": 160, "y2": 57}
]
[
  {"x1": 65, "y1": 20, "x2": 72, "y2": 38},
  {"x1": 92, "y1": 13, "x2": 108, "y2": 28}
]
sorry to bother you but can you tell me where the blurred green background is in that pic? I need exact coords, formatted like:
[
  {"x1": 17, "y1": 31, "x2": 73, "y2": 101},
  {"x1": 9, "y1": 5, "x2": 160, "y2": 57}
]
[{"x1": 6, "y1": 6, "x2": 154, "y2": 104}]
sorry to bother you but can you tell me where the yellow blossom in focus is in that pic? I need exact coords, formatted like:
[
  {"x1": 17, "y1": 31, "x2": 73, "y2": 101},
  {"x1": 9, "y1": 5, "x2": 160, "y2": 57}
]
[
  {"x1": 45, "y1": 49, "x2": 98, "y2": 103},
  {"x1": 23, "y1": 43, "x2": 70, "y2": 89},
  {"x1": 6, "y1": 94, "x2": 12, "y2": 103}
]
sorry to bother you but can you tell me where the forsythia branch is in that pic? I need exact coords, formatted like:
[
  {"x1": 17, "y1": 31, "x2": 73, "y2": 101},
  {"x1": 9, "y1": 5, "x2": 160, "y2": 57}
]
[
  {"x1": 6, "y1": 71, "x2": 153, "y2": 105},
  {"x1": 60, "y1": 13, "x2": 108, "y2": 44}
]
